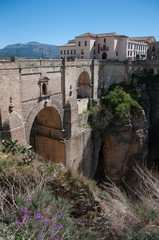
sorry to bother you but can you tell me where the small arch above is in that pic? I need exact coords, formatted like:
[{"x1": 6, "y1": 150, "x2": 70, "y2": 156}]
[
  {"x1": 77, "y1": 71, "x2": 90, "y2": 98},
  {"x1": 42, "y1": 83, "x2": 47, "y2": 95},
  {"x1": 38, "y1": 76, "x2": 49, "y2": 97}
]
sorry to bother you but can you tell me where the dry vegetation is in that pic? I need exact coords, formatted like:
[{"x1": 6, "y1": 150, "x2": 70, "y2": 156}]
[{"x1": 0, "y1": 141, "x2": 159, "y2": 239}]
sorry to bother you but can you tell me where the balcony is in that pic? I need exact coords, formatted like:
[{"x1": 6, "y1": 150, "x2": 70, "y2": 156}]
[{"x1": 100, "y1": 45, "x2": 109, "y2": 51}]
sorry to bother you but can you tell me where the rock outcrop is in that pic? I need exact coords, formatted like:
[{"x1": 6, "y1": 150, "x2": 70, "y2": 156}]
[{"x1": 93, "y1": 109, "x2": 148, "y2": 184}]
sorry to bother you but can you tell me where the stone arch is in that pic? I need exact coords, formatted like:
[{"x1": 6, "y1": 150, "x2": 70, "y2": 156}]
[
  {"x1": 77, "y1": 71, "x2": 91, "y2": 98},
  {"x1": 102, "y1": 52, "x2": 107, "y2": 59},
  {"x1": 27, "y1": 104, "x2": 66, "y2": 164},
  {"x1": 25, "y1": 99, "x2": 63, "y2": 145}
]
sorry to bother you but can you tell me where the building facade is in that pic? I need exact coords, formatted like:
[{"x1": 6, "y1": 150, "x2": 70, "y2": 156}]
[
  {"x1": 147, "y1": 41, "x2": 159, "y2": 63},
  {"x1": 59, "y1": 32, "x2": 155, "y2": 61}
]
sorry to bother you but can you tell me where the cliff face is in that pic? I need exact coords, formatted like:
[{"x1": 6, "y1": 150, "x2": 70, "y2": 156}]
[
  {"x1": 92, "y1": 109, "x2": 148, "y2": 184},
  {"x1": 143, "y1": 83, "x2": 159, "y2": 165}
]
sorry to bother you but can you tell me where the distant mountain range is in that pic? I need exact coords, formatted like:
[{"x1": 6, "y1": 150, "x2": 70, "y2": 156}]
[{"x1": 0, "y1": 42, "x2": 59, "y2": 59}]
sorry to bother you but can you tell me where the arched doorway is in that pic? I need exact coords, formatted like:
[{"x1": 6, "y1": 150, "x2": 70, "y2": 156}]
[
  {"x1": 30, "y1": 107, "x2": 65, "y2": 164},
  {"x1": 102, "y1": 52, "x2": 107, "y2": 59},
  {"x1": 77, "y1": 71, "x2": 90, "y2": 98}
]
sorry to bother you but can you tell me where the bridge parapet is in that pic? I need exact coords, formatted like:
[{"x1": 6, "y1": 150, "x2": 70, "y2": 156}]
[
  {"x1": 65, "y1": 59, "x2": 93, "y2": 68},
  {"x1": 18, "y1": 58, "x2": 63, "y2": 68}
]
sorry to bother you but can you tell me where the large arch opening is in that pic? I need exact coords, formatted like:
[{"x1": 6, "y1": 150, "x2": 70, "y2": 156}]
[
  {"x1": 77, "y1": 71, "x2": 91, "y2": 114},
  {"x1": 77, "y1": 71, "x2": 90, "y2": 98},
  {"x1": 30, "y1": 106, "x2": 66, "y2": 164}
]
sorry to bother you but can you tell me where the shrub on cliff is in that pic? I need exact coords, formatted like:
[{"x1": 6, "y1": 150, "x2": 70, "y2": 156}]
[{"x1": 100, "y1": 86, "x2": 141, "y2": 119}]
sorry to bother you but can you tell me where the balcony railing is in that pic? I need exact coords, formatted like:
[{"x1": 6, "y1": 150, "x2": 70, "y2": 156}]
[{"x1": 100, "y1": 46, "x2": 109, "y2": 51}]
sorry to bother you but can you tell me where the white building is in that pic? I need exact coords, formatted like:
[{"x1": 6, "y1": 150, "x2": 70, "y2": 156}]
[
  {"x1": 59, "y1": 32, "x2": 155, "y2": 61},
  {"x1": 60, "y1": 39, "x2": 76, "y2": 61}
]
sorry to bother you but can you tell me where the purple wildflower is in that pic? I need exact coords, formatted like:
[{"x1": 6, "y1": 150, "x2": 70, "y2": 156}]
[
  {"x1": 43, "y1": 217, "x2": 50, "y2": 226},
  {"x1": 58, "y1": 224, "x2": 63, "y2": 230},
  {"x1": 22, "y1": 207, "x2": 28, "y2": 214},
  {"x1": 11, "y1": 211, "x2": 17, "y2": 215},
  {"x1": 56, "y1": 211, "x2": 62, "y2": 219},
  {"x1": 34, "y1": 211, "x2": 43, "y2": 220},
  {"x1": 22, "y1": 214, "x2": 31, "y2": 222},
  {"x1": 16, "y1": 221, "x2": 21, "y2": 226},
  {"x1": 25, "y1": 197, "x2": 31, "y2": 202},
  {"x1": 11, "y1": 211, "x2": 17, "y2": 218}
]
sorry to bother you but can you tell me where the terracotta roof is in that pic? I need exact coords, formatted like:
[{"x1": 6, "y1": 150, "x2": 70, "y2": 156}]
[
  {"x1": 68, "y1": 39, "x2": 76, "y2": 43},
  {"x1": 129, "y1": 36, "x2": 156, "y2": 43},
  {"x1": 97, "y1": 32, "x2": 117, "y2": 37},
  {"x1": 117, "y1": 35, "x2": 128, "y2": 38},
  {"x1": 76, "y1": 32, "x2": 128, "y2": 38},
  {"x1": 76, "y1": 32, "x2": 97, "y2": 38},
  {"x1": 60, "y1": 43, "x2": 76, "y2": 48},
  {"x1": 148, "y1": 41, "x2": 159, "y2": 45}
]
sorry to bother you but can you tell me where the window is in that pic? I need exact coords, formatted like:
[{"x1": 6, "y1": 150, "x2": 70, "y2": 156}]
[
  {"x1": 116, "y1": 51, "x2": 118, "y2": 56},
  {"x1": 104, "y1": 38, "x2": 106, "y2": 43},
  {"x1": 61, "y1": 50, "x2": 62, "y2": 55},
  {"x1": 103, "y1": 45, "x2": 106, "y2": 50},
  {"x1": 128, "y1": 51, "x2": 129, "y2": 56},
  {"x1": 85, "y1": 41, "x2": 87, "y2": 46},
  {"x1": 64, "y1": 50, "x2": 66, "y2": 55},
  {"x1": 98, "y1": 44, "x2": 100, "y2": 54},
  {"x1": 67, "y1": 50, "x2": 69, "y2": 55},
  {"x1": 71, "y1": 50, "x2": 73, "y2": 55},
  {"x1": 152, "y1": 46, "x2": 156, "y2": 51},
  {"x1": 42, "y1": 83, "x2": 47, "y2": 95},
  {"x1": 94, "y1": 42, "x2": 96, "y2": 47},
  {"x1": 81, "y1": 49, "x2": 84, "y2": 55},
  {"x1": 78, "y1": 41, "x2": 81, "y2": 47},
  {"x1": 94, "y1": 49, "x2": 95, "y2": 55},
  {"x1": 74, "y1": 50, "x2": 76, "y2": 55}
]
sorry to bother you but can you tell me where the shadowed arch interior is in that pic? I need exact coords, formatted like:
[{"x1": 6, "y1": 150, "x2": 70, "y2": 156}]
[
  {"x1": 30, "y1": 107, "x2": 65, "y2": 164},
  {"x1": 77, "y1": 71, "x2": 90, "y2": 98},
  {"x1": 102, "y1": 52, "x2": 107, "y2": 59}
]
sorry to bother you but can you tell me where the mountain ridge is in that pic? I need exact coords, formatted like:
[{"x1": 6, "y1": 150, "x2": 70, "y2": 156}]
[{"x1": 0, "y1": 41, "x2": 59, "y2": 58}]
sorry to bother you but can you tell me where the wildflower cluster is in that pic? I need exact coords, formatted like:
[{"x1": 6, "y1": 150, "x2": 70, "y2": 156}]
[
  {"x1": 9, "y1": 197, "x2": 64, "y2": 240},
  {"x1": 123, "y1": 220, "x2": 159, "y2": 240}
]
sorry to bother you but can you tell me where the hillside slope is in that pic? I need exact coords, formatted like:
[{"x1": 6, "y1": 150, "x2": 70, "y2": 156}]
[
  {"x1": 0, "y1": 140, "x2": 159, "y2": 240},
  {"x1": 0, "y1": 42, "x2": 59, "y2": 59}
]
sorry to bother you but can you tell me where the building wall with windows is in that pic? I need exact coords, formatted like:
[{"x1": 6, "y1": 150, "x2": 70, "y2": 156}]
[
  {"x1": 127, "y1": 40, "x2": 148, "y2": 60},
  {"x1": 75, "y1": 36, "x2": 96, "y2": 59},
  {"x1": 59, "y1": 40, "x2": 76, "y2": 60},
  {"x1": 147, "y1": 42, "x2": 159, "y2": 63},
  {"x1": 59, "y1": 32, "x2": 153, "y2": 61}
]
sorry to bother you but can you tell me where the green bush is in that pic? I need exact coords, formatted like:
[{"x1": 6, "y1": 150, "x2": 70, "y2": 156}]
[{"x1": 100, "y1": 86, "x2": 141, "y2": 119}]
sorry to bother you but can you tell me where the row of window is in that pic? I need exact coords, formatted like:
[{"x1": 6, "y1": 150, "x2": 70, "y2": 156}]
[
  {"x1": 78, "y1": 41, "x2": 87, "y2": 47},
  {"x1": 78, "y1": 39, "x2": 106, "y2": 48},
  {"x1": 61, "y1": 49, "x2": 76, "y2": 55},
  {"x1": 128, "y1": 50, "x2": 146, "y2": 56},
  {"x1": 128, "y1": 44, "x2": 147, "y2": 51}
]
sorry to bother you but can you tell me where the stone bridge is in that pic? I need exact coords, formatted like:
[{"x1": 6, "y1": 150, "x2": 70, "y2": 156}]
[{"x1": 0, "y1": 58, "x2": 158, "y2": 176}]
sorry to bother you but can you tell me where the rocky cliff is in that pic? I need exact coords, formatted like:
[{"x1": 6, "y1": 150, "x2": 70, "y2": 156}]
[
  {"x1": 92, "y1": 109, "x2": 148, "y2": 185},
  {"x1": 89, "y1": 69, "x2": 159, "y2": 184}
]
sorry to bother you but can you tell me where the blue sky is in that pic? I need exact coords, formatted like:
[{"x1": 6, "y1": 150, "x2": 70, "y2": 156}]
[{"x1": 0, "y1": 0, "x2": 159, "y2": 49}]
